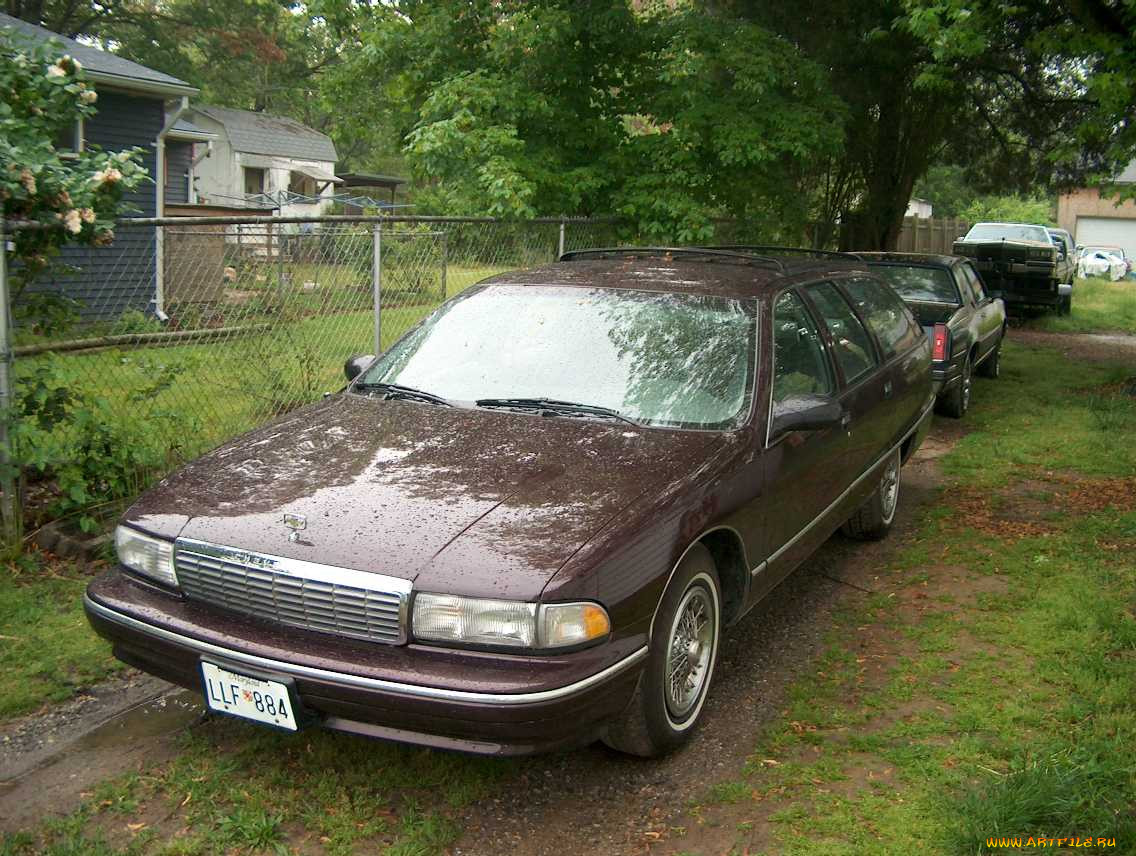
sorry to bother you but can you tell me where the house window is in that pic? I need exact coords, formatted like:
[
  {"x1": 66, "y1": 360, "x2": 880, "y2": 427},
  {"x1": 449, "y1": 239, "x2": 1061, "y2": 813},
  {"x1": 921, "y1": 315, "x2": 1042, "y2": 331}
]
[
  {"x1": 243, "y1": 166, "x2": 266, "y2": 196},
  {"x1": 53, "y1": 118, "x2": 84, "y2": 157},
  {"x1": 288, "y1": 171, "x2": 317, "y2": 197}
]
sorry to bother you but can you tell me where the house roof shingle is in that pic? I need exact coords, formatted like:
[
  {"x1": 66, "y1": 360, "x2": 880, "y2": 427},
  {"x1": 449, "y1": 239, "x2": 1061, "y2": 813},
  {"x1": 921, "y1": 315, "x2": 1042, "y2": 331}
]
[
  {"x1": 0, "y1": 12, "x2": 196, "y2": 96},
  {"x1": 193, "y1": 105, "x2": 337, "y2": 163}
]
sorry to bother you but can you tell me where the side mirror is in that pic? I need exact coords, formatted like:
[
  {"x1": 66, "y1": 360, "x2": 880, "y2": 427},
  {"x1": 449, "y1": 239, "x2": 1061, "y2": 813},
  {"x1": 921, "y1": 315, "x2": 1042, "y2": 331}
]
[
  {"x1": 771, "y1": 394, "x2": 843, "y2": 437},
  {"x1": 344, "y1": 354, "x2": 375, "y2": 381}
]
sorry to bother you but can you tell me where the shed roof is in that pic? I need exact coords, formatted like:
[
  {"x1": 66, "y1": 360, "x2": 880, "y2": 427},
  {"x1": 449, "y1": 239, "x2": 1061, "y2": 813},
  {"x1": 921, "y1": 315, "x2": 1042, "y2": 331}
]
[
  {"x1": 192, "y1": 105, "x2": 337, "y2": 163},
  {"x1": 0, "y1": 12, "x2": 196, "y2": 96}
]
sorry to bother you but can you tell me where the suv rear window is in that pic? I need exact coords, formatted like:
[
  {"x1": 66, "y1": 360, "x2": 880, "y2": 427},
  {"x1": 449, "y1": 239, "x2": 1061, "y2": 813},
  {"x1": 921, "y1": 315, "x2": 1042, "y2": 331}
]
[{"x1": 869, "y1": 265, "x2": 960, "y2": 304}]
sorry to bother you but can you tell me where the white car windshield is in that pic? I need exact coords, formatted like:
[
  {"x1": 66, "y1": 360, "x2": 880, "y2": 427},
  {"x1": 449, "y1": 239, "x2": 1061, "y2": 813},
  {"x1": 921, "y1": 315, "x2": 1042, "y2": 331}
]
[
  {"x1": 357, "y1": 284, "x2": 757, "y2": 429},
  {"x1": 964, "y1": 224, "x2": 1052, "y2": 244}
]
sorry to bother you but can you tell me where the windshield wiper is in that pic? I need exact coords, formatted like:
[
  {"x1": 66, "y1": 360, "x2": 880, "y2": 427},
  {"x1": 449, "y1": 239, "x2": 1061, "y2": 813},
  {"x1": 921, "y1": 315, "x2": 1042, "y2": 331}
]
[
  {"x1": 475, "y1": 397, "x2": 640, "y2": 426},
  {"x1": 355, "y1": 382, "x2": 453, "y2": 407}
]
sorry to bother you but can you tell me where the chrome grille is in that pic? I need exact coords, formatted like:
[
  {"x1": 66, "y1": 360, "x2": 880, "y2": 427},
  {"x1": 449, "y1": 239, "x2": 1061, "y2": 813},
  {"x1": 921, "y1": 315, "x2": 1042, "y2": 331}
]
[{"x1": 174, "y1": 539, "x2": 410, "y2": 645}]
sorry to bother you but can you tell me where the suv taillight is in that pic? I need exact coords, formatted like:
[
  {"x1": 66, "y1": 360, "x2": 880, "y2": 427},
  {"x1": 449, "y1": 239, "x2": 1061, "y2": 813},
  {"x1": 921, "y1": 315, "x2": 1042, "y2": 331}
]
[{"x1": 931, "y1": 323, "x2": 949, "y2": 362}]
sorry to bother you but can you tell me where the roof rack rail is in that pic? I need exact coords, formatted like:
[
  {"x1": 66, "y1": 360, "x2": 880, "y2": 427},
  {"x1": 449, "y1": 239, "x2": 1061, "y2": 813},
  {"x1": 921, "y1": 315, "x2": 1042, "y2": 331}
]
[
  {"x1": 698, "y1": 244, "x2": 866, "y2": 263},
  {"x1": 558, "y1": 246, "x2": 785, "y2": 272}
]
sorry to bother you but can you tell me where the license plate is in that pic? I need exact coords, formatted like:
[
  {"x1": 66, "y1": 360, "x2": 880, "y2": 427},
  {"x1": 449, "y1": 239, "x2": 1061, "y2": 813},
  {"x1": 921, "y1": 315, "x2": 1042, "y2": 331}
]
[{"x1": 201, "y1": 661, "x2": 299, "y2": 731}]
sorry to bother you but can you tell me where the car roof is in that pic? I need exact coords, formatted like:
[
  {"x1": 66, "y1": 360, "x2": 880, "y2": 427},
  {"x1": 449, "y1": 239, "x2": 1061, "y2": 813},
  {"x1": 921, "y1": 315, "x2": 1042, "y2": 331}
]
[
  {"x1": 480, "y1": 248, "x2": 872, "y2": 300},
  {"x1": 858, "y1": 251, "x2": 960, "y2": 268}
]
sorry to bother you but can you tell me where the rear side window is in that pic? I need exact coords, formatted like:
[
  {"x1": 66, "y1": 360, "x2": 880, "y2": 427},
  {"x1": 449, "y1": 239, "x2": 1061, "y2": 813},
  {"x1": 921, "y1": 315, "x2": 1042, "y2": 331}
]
[
  {"x1": 772, "y1": 291, "x2": 834, "y2": 402},
  {"x1": 842, "y1": 277, "x2": 923, "y2": 359},
  {"x1": 804, "y1": 282, "x2": 877, "y2": 384},
  {"x1": 960, "y1": 264, "x2": 987, "y2": 302}
]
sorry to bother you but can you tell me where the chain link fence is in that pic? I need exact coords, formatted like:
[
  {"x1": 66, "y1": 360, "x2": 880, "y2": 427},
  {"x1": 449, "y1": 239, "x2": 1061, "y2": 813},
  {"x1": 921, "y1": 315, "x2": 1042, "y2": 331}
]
[{"x1": 3, "y1": 214, "x2": 751, "y2": 545}]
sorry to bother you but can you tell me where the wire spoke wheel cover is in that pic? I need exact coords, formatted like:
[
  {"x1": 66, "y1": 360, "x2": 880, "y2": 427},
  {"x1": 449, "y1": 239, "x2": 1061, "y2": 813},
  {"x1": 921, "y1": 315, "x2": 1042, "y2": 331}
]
[
  {"x1": 880, "y1": 450, "x2": 900, "y2": 524},
  {"x1": 664, "y1": 581, "x2": 717, "y2": 722}
]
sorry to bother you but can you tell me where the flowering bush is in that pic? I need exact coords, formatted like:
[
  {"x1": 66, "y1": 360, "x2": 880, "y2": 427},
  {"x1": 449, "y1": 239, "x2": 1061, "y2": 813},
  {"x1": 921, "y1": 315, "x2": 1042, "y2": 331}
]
[{"x1": 0, "y1": 32, "x2": 148, "y2": 305}]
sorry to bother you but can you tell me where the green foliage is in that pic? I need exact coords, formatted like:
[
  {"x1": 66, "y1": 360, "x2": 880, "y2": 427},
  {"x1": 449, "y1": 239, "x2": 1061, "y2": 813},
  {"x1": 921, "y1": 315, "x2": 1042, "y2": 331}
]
[
  {"x1": 0, "y1": 31, "x2": 148, "y2": 300},
  {"x1": 901, "y1": 0, "x2": 1136, "y2": 184},
  {"x1": 348, "y1": 1, "x2": 844, "y2": 240},
  {"x1": 960, "y1": 195, "x2": 1055, "y2": 226},
  {"x1": 11, "y1": 356, "x2": 186, "y2": 532}
]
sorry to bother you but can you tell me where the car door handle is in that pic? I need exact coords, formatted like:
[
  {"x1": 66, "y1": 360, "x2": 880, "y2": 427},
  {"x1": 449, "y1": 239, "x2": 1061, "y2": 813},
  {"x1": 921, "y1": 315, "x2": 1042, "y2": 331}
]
[{"x1": 883, "y1": 380, "x2": 893, "y2": 399}]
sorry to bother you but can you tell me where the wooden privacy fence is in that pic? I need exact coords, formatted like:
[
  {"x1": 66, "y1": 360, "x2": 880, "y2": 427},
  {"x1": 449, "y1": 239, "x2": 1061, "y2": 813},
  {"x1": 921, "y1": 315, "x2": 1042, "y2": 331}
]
[{"x1": 894, "y1": 217, "x2": 971, "y2": 254}]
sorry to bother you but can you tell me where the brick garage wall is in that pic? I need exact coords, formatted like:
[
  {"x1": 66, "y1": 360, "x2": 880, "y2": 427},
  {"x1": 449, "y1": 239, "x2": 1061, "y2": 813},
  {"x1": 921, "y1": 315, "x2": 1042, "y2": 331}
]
[{"x1": 1057, "y1": 187, "x2": 1136, "y2": 237}]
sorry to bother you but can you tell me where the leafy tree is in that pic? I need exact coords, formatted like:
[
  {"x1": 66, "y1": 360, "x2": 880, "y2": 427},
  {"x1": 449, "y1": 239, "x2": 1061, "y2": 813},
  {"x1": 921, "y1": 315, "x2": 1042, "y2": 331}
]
[
  {"x1": 341, "y1": 1, "x2": 843, "y2": 238},
  {"x1": 1, "y1": 31, "x2": 147, "y2": 314},
  {"x1": 903, "y1": 0, "x2": 1135, "y2": 186},
  {"x1": 959, "y1": 195, "x2": 1056, "y2": 227}
]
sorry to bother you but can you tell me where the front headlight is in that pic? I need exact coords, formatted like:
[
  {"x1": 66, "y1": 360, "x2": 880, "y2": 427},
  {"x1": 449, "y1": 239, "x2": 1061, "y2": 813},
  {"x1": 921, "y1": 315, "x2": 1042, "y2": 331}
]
[
  {"x1": 115, "y1": 525, "x2": 178, "y2": 588},
  {"x1": 412, "y1": 594, "x2": 610, "y2": 651}
]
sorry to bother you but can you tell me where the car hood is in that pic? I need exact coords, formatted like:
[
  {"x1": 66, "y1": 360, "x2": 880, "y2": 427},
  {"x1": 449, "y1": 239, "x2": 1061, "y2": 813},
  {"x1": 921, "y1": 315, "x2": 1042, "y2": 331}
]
[{"x1": 125, "y1": 394, "x2": 732, "y2": 600}]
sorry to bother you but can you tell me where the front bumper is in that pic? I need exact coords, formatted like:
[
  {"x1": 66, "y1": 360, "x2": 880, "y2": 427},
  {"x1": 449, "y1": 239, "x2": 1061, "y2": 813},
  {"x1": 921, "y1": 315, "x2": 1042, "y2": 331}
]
[{"x1": 84, "y1": 571, "x2": 645, "y2": 755}]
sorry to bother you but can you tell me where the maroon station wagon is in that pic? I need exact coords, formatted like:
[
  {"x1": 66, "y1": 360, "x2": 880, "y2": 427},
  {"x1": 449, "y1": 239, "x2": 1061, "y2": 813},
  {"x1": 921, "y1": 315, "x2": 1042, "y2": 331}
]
[{"x1": 85, "y1": 248, "x2": 934, "y2": 757}]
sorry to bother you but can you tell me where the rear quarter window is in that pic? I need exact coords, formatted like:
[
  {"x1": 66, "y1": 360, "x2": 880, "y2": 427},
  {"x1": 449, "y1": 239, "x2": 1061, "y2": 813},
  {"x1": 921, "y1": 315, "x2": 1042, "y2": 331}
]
[{"x1": 842, "y1": 277, "x2": 924, "y2": 359}]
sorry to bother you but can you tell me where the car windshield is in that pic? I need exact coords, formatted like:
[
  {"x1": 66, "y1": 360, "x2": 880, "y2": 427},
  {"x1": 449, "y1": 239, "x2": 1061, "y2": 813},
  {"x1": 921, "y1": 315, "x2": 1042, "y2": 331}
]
[
  {"x1": 356, "y1": 284, "x2": 756, "y2": 429},
  {"x1": 964, "y1": 223, "x2": 1051, "y2": 244},
  {"x1": 869, "y1": 265, "x2": 960, "y2": 304}
]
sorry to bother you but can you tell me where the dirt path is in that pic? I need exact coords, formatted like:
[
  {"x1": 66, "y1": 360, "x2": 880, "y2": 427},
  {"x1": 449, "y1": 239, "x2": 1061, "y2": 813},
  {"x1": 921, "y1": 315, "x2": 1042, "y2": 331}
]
[
  {"x1": 451, "y1": 426, "x2": 960, "y2": 856},
  {"x1": 1013, "y1": 328, "x2": 1136, "y2": 362},
  {"x1": 0, "y1": 674, "x2": 199, "y2": 832}
]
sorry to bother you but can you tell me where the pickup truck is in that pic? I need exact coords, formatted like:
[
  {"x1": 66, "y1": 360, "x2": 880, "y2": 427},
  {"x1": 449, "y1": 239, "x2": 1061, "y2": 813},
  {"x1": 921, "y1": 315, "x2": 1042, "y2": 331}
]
[
  {"x1": 952, "y1": 222, "x2": 1063, "y2": 315},
  {"x1": 861, "y1": 252, "x2": 1006, "y2": 418}
]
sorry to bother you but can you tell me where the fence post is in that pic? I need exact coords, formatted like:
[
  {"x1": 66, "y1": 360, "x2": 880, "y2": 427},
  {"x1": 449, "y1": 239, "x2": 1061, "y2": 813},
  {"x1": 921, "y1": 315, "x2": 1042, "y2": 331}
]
[
  {"x1": 372, "y1": 222, "x2": 383, "y2": 355},
  {"x1": 558, "y1": 218, "x2": 566, "y2": 258},
  {"x1": 0, "y1": 226, "x2": 19, "y2": 551},
  {"x1": 440, "y1": 230, "x2": 448, "y2": 300}
]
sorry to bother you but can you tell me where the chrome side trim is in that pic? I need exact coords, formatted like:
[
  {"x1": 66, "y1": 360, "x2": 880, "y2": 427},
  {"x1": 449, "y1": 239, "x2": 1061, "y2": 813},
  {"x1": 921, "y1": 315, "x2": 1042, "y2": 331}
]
[
  {"x1": 750, "y1": 561, "x2": 768, "y2": 577},
  {"x1": 84, "y1": 595, "x2": 648, "y2": 706},
  {"x1": 764, "y1": 398, "x2": 934, "y2": 566}
]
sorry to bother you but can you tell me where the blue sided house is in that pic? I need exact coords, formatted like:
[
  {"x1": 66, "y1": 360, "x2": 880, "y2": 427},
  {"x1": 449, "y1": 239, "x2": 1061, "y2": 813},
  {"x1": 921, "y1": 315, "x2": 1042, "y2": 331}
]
[{"x1": 2, "y1": 12, "x2": 208, "y2": 321}]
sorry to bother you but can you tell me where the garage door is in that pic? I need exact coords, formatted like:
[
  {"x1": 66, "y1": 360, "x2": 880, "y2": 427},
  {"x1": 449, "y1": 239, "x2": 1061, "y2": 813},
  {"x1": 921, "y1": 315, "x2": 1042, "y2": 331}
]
[{"x1": 1074, "y1": 216, "x2": 1136, "y2": 258}]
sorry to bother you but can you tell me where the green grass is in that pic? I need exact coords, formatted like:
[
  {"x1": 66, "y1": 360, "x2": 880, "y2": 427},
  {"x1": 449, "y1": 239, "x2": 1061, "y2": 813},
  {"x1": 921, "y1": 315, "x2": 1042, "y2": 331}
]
[
  {"x1": 1, "y1": 716, "x2": 516, "y2": 855},
  {"x1": 678, "y1": 339, "x2": 1136, "y2": 854},
  {"x1": 1025, "y1": 276, "x2": 1136, "y2": 335},
  {"x1": 941, "y1": 339, "x2": 1136, "y2": 487},
  {"x1": 0, "y1": 555, "x2": 122, "y2": 718}
]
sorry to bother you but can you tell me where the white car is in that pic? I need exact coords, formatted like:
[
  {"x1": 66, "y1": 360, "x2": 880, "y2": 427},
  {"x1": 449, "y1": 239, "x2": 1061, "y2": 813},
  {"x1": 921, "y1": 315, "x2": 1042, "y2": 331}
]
[{"x1": 1077, "y1": 246, "x2": 1128, "y2": 281}]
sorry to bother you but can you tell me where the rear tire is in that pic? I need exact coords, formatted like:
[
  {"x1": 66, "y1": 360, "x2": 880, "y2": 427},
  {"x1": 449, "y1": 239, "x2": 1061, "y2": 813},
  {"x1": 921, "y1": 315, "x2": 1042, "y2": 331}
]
[
  {"x1": 842, "y1": 448, "x2": 901, "y2": 541},
  {"x1": 602, "y1": 544, "x2": 721, "y2": 757},
  {"x1": 937, "y1": 353, "x2": 971, "y2": 419},
  {"x1": 976, "y1": 342, "x2": 1001, "y2": 379}
]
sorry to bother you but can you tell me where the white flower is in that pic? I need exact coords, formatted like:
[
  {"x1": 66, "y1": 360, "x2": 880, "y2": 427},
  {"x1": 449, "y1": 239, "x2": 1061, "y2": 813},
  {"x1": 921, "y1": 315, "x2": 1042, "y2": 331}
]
[
  {"x1": 79, "y1": 208, "x2": 95, "y2": 224},
  {"x1": 92, "y1": 166, "x2": 123, "y2": 186},
  {"x1": 58, "y1": 209, "x2": 83, "y2": 234},
  {"x1": 79, "y1": 89, "x2": 98, "y2": 105},
  {"x1": 116, "y1": 150, "x2": 134, "y2": 163},
  {"x1": 46, "y1": 64, "x2": 66, "y2": 79}
]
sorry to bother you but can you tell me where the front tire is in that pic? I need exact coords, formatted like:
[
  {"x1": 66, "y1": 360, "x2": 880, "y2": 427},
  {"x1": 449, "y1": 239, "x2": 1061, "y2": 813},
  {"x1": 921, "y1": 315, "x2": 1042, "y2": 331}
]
[
  {"x1": 841, "y1": 448, "x2": 901, "y2": 541},
  {"x1": 602, "y1": 544, "x2": 721, "y2": 757}
]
